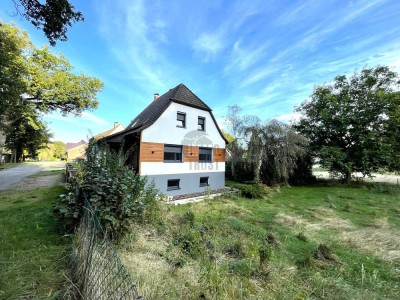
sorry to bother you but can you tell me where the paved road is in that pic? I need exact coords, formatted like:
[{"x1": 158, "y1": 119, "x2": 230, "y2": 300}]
[{"x1": 0, "y1": 161, "x2": 65, "y2": 191}]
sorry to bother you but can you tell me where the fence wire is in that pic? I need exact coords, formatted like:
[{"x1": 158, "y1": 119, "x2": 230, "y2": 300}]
[{"x1": 70, "y1": 199, "x2": 143, "y2": 300}]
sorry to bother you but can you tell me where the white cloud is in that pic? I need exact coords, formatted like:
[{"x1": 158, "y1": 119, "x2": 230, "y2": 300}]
[
  {"x1": 81, "y1": 112, "x2": 109, "y2": 126},
  {"x1": 97, "y1": 0, "x2": 176, "y2": 92},
  {"x1": 193, "y1": 32, "x2": 225, "y2": 57},
  {"x1": 275, "y1": 112, "x2": 302, "y2": 122}
]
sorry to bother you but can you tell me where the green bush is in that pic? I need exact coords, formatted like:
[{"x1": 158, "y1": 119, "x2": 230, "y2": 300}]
[
  {"x1": 54, "y1": 142, "x2": 160, "y2": 242},
  {"x1": 226, "y1": 181, "x2": 268, "y2": 199}
]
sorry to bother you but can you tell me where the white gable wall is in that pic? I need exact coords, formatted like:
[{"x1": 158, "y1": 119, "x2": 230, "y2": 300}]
[{"x1": 141, "y1": 102, "x2": 225, "y2": 147}]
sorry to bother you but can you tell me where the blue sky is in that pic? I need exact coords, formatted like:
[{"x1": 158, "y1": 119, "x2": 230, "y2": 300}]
[{"x1": 1, "y1": 0, "x2": 400, "y2": 142}]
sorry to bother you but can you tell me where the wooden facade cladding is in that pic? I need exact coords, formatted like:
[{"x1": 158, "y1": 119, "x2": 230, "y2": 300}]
[
  {"x1": 139, "y1": 142, "x2": 164, "y2": 162},
  {"x1": 139, "y1": 142, "x2": 225, "y2": 163},
  {"x1": 183, "y1": 145, "x2": 199, "y2": 162},
  {"x1": 213, "y1": 148, "x2": 225, "y2": 162}
]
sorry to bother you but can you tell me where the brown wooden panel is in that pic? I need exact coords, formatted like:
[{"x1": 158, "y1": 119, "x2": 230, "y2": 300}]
[
  {"x1": 140, "y1": 142, "x2": 164, "y2": 162},
  {"x1": 213, "y1": 148, "x2": 225, "y2": 162},
  {"x1": 184, "y1": 145, "x2": 199, "y2": 162}
]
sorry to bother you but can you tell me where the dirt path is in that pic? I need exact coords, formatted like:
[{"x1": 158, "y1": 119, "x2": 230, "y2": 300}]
[
  {"x1": 12, "y1": 173, "x2": 64, "y2": 191},
  {"x1": 0, "y1": 161, "x2": 65, "y2": 191}
]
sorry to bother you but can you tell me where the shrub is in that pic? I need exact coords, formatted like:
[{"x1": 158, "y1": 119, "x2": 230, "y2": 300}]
[
  {"x1": 226, "y1": 181, "x2": 267, "y2": 199},
  {"x1": 172, "y1": 226, "x2": 204, "y2": 259},
  {"x1": 258, "y1": 243, "x2": 272, "y2": 266},
  {"x1": 54, "y1": 141, "x2": 160, "y2": 242}
]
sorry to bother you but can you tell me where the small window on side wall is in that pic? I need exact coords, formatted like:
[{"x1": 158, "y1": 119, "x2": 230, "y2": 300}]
[
  {"x1": 200, "y1": 177, "x2": 209, "y2": 187},
  {"x1": 198, "y1": 117, "x2": 205, "y2": 131},
  {"x1": 167, "y1": 179, "x2": 180, "y2": 190},
  {"x1": 177, "y1": 112, "x2": 186, "y2": 128}
]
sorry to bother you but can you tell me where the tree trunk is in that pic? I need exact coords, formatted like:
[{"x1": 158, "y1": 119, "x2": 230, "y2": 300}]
[
  {"x1": 254, "y1": 148, "x2": 263, "y2": 183},
  {"x1": 11, "y1": 148, "x2": 16, "y2": 163},
  {"x1": 344, "y1": 170, "x2": 352, "y2": 184}
]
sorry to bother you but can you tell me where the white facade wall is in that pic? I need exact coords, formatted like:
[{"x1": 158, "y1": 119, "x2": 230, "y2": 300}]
[
  {"x1": 141, "y1": 102, "x2": 225, "y2": 147},
  {"x1": 141, "y1": 162, "x2": 225, "y2": 176},
  {"x1": 140, "y1": 102, "x2": 226, "y2": 177}
]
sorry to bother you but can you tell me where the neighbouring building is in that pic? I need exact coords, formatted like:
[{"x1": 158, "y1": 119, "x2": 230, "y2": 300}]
[
  {"x1": 103, "y1": 83, "x2": 227, "y2": 196},
  {"x1": 66, "y1": 140, "x2": 87, "y2": 162},
  {"x1": 93, "y1": 122, "x2": 125, "y2": 141},
  {"x1": 66, "y1": 123, "x2": 125, "y2": 162}
]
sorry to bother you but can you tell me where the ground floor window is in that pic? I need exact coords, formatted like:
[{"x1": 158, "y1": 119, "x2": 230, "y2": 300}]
[
  {"x1": 199, "y1": 176, "x2": 209, "y2": 187},
  {"x1": 167, "y1": 179, "x2": 180, "y2": 190}
]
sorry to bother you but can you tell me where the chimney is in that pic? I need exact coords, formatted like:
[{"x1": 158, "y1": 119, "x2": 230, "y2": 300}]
[
  {"x1": 114, "y1": 122, "x2": 118, "y2": 128},
  {"x1": 153, "y1": 93, "x2": 159, "y2": 101}
]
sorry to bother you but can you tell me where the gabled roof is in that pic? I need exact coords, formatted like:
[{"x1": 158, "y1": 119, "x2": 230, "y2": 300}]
[
  {"x1": 104, "y1": 83, "x2": 227, "y2": 143},
  {"x1": 93, "y1": 123, "x2": 125, "y2": 140},
  {"x1": 127, "y1": 83, "x2": 211, "y2": 132},
  {"x1": 66, "y1": 140, "x2": 87, "y2": 151}
]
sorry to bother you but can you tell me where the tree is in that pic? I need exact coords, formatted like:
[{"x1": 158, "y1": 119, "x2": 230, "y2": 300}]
[
  {"x1": 0, "y1": 22, "x2": 28, "y2": 120},
  {"x1": 0, "y1": 22, "x2": 103, "y2": 122},
  {"x1": 53, "y1": 140, "x2": 66, "y2": 158},
  {"x1": 225, "y1": 105, "x2": 310, "y2": 184},
  {"x1": 12, "y1": 0, "x2": 83, "y2": 46},
  {"x1": 296, "y1": 66, "x2": 400, "y2": 182},
  {"x1": 5, "y1": 106, "x2": 52, "y2": 161},
  {"x1": 0, "y1": 22, "x2": 103, "y2": 161},
  {"x1": 245, "y1": 120, "x2": 308, "y2": 184}
]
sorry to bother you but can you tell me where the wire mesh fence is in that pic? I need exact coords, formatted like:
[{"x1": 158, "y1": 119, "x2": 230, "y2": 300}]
[{"x1": 70, "y1": 199, "x2": 143, "y2": 300}]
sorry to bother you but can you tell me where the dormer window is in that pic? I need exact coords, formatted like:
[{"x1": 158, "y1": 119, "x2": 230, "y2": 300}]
[
  {"x1": 198, "y1": 117, "x2": 205, "y2": 131},
  {"x1": 177, "y1": 112, "x2": 186, "y2": 128}
]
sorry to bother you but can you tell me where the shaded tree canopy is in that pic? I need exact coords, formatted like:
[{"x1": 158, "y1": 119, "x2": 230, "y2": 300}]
[
  {"x1": 296, "y1": 66, "x2": 400, "y2": 181},
  {"x1": 12, "y1": 0, "x2": 83, "y2": 46}
]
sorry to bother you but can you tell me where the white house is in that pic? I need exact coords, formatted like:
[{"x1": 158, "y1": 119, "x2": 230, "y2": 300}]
[{"x1": 104, "y1": 83, "x2": 227, "y2": 196}]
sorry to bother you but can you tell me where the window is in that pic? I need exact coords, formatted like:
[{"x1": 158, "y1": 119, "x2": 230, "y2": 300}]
[
  {"x1": 164, "y1": 145, "x2": 183, "y2": 162},
  {"x1": 167, "y1": 179, "x2": 180, "y2": 190},
  {"x1": 198, "y1": 117, "x2": 205, "y2": 131},
  {"x1": 200, "y1": 177, "x2": 209, "y2": 187},
  {"x1": 199, "y1": 147, "x2": 212, "y2": 162},
  {"x1": 177, "y1": 112, "x2": 186, "y2": 128}
]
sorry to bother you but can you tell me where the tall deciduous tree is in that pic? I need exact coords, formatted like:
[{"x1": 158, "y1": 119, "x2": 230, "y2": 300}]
[
  {"x1": 0, "y1": 22, "x2": 103, "y2": 122},
  {"x1": 12, "y1": 0, "x2": 83, "y2": 46},
  {"x1": 5, "y1": 106, "x2": 52, "y2": 161},
  {"x1": 296, "y1": 66, "x2": 400, "y2": 182},
  {"x1": 0, "y1": 22, "x2": 103, "y2": 161}
]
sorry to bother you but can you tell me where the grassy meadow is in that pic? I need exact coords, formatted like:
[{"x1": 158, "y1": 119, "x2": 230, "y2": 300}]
[
  {"x1": 0, "y1": 185, "x2": 70, "y2": 299},
  {"x1": 119, "y1": 182, "x2": 400, "y2": 300}
]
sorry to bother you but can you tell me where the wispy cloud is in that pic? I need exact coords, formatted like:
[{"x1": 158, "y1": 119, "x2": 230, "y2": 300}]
[
  {"x1": 96, "y1": 0, "x2": 176, "y2": 93},
  {"x1": 224, "y1": 40, "x2": 269, "y2": 76},
  {"x1": 193, "y1": 31, "x2": 226, "y2": 60}
]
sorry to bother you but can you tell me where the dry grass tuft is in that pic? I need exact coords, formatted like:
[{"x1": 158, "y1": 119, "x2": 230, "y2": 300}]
[
  {"x1": 118, "y1": 229, "x2": 202, "y2": 300},
  {"x1": 341, "y1": 218, "x2": 400, "y2": 263},
  {"x1": 274, "y1": 208, "x2": 353, "y2": 232}
]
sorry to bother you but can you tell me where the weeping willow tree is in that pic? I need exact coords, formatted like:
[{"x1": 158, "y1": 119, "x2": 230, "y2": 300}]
[{"x1": 225, "y1": 104, "x2": 310, "y2": 184}]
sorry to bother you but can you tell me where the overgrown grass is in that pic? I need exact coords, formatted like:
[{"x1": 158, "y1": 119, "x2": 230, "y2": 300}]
[
  {"x1": 30, "y1": 169, "x2": 65, "y2": 177},
  {"x1": 0, "y1": 163, "x2": 19, "y2": 171},
  {"x1": 0, "y1": 186, "x2": 70, "y2": 299},
  {"x1": 119, "y1": 182, "x2": 400, "y2": 299}
]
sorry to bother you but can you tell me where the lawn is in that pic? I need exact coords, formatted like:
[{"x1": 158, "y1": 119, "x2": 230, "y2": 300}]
[
  {"x1": 119, "y1": 182, "x2": 400, "y2": 300},
  {"x1": 0, "y1": 186, "x2": 70, "y2": 299}
]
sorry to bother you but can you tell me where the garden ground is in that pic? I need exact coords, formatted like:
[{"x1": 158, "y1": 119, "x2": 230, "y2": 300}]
[
  {"x1": 119, "y1": 181, "x2": 400, "y2": 300},
  {"x1": 0, "y1": 170, "x2": 69, "y2": 299}
]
